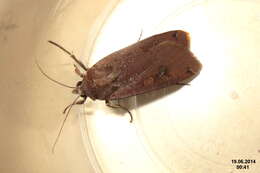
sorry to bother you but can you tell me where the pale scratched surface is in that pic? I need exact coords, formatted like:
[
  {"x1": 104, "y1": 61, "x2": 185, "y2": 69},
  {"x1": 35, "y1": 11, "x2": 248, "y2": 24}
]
[
  {"x1": 89, "y1": 0, "x2": 260, "y2": 173},
  {"x1": 0, "y1": 0, "x2": 117, "y2": 173},
  {"x1": 1, "y1": 0, "x2": 260, "y2": 173}
]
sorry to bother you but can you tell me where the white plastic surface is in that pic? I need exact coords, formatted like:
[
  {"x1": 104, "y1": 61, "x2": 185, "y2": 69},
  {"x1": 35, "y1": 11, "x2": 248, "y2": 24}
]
[
  {"x1": 2, "y1": 0, "x2": 260, "y2": 173},
  {"x1": 0, "y1": 0, "x2": 118, "y2": 173},
  {"x1": 81, "y1": 0, "x2": 260, "y2": 173}
]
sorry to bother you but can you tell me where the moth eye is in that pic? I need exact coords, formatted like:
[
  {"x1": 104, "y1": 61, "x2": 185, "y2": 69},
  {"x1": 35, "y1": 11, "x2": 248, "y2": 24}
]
[
  {"x1": 76, "y1": 81, "x2": 82, "y2": 87},
  {"x1": 172, "y1": 31, "x2": 178, "y2": 39}
]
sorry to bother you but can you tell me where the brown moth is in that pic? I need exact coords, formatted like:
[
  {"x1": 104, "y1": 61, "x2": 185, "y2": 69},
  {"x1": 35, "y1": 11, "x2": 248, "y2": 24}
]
[
  {"x1": 82, "y1": 30, "x2": 201, "y2": 101},
  {"x1": 37, "y1": 30, "x2": 202, "y2": 151}
]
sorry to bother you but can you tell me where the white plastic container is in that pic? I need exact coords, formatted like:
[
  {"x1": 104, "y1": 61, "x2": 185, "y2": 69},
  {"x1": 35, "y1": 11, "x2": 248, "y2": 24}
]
[{"x1": 1, "y1": 0, "x2": 260, "y2": 173}]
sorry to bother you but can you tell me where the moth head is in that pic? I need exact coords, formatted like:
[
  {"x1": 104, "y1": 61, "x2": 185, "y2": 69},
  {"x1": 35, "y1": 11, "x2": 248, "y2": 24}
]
[{"x1": 72, "y1": 80, "x2": 86, "y2": 97}]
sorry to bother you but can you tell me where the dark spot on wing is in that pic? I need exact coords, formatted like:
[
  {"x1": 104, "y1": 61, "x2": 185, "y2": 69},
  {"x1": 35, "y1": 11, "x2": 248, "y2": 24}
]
[{"x1": 157, "y1": 66, "x2": 167, "y2": 78}]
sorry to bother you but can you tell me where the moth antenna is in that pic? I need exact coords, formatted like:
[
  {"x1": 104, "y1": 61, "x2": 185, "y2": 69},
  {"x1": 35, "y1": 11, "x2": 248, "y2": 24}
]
[
  {"x1": 74, "y1": 64, "x2": 84, "y2": 78},
  {"x1": 48, "y1": 40, "x2": 88, "y2": 71},
  {"x1": 35, "y1": 57, "x2": 75, "y2": 89},
  {"x1": 63, "y1": 96, "x2": 87, "y2": 114},
  {"x1": 52, "y1": 95, "x2": 80, "y2": 153},
  {"x1": 63, "y1": 103, "x2": 73, "y2": 114}
]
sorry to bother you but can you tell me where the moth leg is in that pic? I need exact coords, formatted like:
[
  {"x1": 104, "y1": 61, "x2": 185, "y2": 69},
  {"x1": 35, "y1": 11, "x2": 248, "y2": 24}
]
[
  {"x1": 105, "y1": 100, "x2": 133, "y2": 123},
  {"x1": 63, "y1": 96, "x2": 87, "y2": 114},
  {"x1": 74, "y1": 64, "x2": 84, "y2": 78}
]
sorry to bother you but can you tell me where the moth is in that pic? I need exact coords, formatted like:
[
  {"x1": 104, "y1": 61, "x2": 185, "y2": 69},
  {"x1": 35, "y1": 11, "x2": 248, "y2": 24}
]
[{"x1": 37, "y1": 30, "x2": 202, "y2": 151}]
